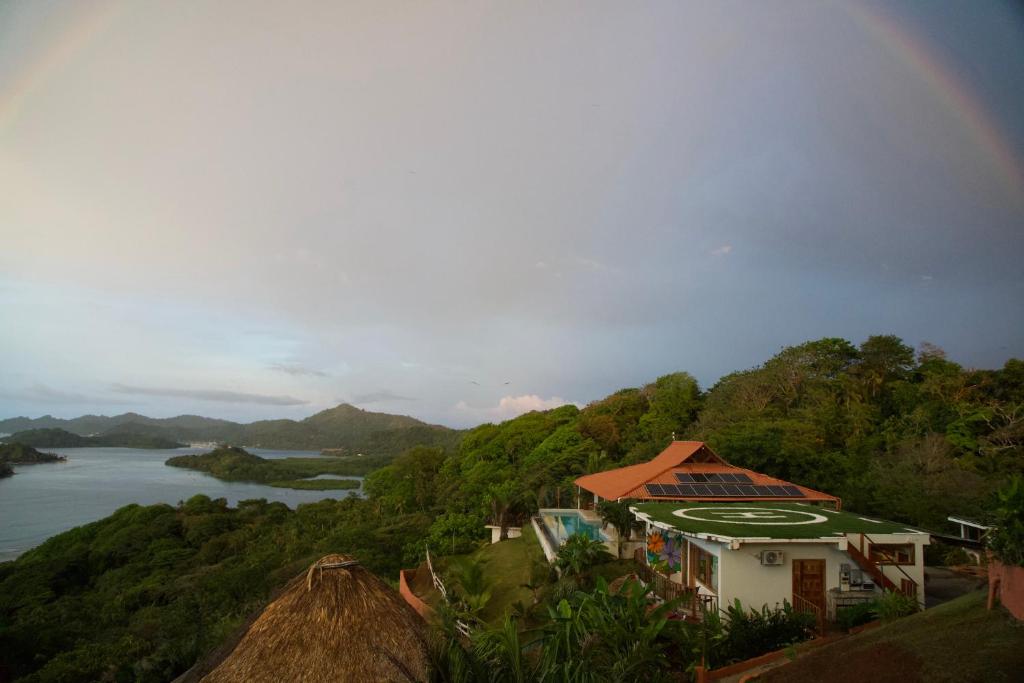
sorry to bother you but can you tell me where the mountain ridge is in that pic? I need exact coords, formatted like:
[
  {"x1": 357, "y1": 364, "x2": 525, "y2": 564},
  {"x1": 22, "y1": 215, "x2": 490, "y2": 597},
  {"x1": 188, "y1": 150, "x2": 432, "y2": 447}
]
[{"x1": 0, "y1": 403, "x2": 461, "y2": 455}]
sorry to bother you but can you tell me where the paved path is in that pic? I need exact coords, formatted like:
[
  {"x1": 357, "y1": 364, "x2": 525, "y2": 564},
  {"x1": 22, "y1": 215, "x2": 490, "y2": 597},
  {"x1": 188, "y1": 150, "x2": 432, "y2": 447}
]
[{"x1": 924, "y1": 566, "x2": 986, "y2": 608}]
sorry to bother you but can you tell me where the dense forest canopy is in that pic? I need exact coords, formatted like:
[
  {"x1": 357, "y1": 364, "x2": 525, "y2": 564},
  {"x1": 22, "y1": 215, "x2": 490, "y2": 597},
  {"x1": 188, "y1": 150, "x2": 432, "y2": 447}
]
[
  {"x1": 367, "y1": 335, "x2": 1021, "y2": 552},
  {"x1": 1, "y1": 335, "x2": 1021, "y2": 681}
]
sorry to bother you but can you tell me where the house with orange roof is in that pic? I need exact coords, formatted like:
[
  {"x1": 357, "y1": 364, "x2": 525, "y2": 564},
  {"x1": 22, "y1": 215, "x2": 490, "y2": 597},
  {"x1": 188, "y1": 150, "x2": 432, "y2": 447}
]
[{"x1": 534, "y1": 441, "x2": 930, "y2": 627}]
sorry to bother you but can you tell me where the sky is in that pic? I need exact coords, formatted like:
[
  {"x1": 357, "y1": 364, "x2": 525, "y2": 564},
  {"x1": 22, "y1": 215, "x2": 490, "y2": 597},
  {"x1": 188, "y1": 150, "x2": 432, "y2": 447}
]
[{"x1": 1, "y1": 0, "x2": 1023, "y2": 429}]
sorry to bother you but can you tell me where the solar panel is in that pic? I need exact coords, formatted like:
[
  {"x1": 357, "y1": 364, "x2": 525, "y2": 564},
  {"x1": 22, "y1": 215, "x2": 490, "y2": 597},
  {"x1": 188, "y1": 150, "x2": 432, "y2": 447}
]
[
  {"x1": 782, "y1": 485, "x2": 803, "y2": 497},
  {"x1": 734, "y1": 474, "x2": 753, "y2": 484},
  {"x1": 723, "y1": 484, "x2": 743, "y2": 496},
  {"x1": 753, "y1": 486, "x2": 774, "y2": 496},
  {"x1": 645, "y1": 484, "x2": 663, "y2": 495},
  {"x1": 677, "y1": 483, "x2": 697, "y2": 496},
  {"x1": 691, "y1": 484, "x2": 710, "y2": 496},
  {"x1": 705, "y1": 483, "x2": 726, "y2": 496},
  {"x1": 675, "y1": 473, "x2": 695, "y2": 483},
  {"x1": 691, "y1": 473, "x2": 708, "y2": 482},
  {"x1": 767, "y1": 485, "x2": 789, "y2": 496},
  {"x1": 664, "y1": 484, "x2": 682, "y2": 496},
  {"x1": 736, "y1": 485, "x2": 757, "y2": 496}
]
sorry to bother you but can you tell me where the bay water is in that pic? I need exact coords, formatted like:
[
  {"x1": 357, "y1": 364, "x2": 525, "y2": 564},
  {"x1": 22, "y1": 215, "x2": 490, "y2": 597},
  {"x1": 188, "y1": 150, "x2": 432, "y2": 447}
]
[{"x1": 0, "y1": 446, "x2": 363, "y2": 562}]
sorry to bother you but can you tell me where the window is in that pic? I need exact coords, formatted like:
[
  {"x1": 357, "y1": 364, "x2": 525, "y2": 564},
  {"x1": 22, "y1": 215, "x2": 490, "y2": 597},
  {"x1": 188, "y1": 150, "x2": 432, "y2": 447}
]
[
  {"x1": 694, "y1": 546, "x2": 718, "y2": 592},
  {"x1": 869, "y1": 543, "x2": 914, "y2": 565}
]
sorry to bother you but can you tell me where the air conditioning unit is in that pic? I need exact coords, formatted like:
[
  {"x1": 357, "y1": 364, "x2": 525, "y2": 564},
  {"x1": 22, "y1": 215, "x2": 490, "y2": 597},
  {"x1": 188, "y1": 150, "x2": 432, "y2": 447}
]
[{"x1": 760, "y1": 550, "x2": 785, "y2": 566}]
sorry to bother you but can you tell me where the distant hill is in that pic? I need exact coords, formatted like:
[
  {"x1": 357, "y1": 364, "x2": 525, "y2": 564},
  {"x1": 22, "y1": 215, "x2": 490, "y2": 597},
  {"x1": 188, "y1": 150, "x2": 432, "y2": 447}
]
[
  {"x1": 0, "y1": 404, "x2": 461, "y2": 455},
  {"x1": 0, "y1": 442, "x2": 66, "y2": 477},
  {"x1": 3, "y1": 427, "x2": 185, "y2": 449}
]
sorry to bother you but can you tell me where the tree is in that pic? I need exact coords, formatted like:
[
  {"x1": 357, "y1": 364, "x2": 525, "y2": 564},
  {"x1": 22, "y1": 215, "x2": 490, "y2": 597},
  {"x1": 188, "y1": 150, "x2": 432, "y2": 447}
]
[
  {"x1": 484, "y1": 480, "x2": 523, "y2": 541},
  {"x1": 989, "y1": 476, "x2": 1024, "y2": 567},
  {"x1": 597, "y1": 500, "x2": 636, "y2": 558}
]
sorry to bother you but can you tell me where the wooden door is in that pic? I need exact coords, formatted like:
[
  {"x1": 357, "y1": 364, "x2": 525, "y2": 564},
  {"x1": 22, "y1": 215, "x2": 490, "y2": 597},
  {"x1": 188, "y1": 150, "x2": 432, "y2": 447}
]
[{"x1": 792, "y1": 559, "x2": 826, "y2": 612}]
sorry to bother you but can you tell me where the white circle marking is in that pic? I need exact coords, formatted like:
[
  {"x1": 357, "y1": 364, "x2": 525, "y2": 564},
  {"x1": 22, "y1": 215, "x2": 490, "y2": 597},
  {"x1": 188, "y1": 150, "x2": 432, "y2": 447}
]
[{"x1": 671, "y1": 507, "x2": 828, "y2": 525}]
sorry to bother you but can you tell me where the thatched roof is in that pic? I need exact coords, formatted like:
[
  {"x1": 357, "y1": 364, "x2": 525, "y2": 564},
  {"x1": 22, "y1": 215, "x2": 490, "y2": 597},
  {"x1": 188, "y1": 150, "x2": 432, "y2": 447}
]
[{"x1": 196, "y1": 554, "x2": 429, "y2": 683}]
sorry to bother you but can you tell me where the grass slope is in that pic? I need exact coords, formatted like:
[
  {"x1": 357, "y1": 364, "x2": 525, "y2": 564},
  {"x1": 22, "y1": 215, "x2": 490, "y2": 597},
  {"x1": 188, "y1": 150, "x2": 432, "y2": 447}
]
[
  {"x1": 441, "y1": 525, "x2": 548, "y2": 625},
  {"x1": 758, "y1": 590, "x2": 1024, "y2": 682}
]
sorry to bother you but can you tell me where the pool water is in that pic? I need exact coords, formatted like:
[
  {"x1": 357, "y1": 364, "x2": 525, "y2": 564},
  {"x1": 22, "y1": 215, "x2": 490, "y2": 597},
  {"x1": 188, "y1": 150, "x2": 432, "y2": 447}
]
[{"x1": 541, "y1": 510, "x2": 609, "y2": 544}]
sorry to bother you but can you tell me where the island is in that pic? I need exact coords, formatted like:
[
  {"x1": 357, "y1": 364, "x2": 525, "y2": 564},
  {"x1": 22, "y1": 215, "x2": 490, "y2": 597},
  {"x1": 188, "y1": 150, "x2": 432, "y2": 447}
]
[
  {"x1": 0, "y1": 442, "x2": 66, "y2": 478},
  {"x1": 4, "y1": 427, "x2": 185, "y2": 449},
  {"x1": 165, "y1": 446, "x2": 363, "y2": 490}
]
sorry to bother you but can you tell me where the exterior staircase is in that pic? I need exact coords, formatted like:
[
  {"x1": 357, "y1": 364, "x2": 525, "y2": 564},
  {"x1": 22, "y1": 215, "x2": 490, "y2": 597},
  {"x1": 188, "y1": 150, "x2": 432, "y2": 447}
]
[{"x1": 844, "y1": 534, "x2": 899, "y2": 592}]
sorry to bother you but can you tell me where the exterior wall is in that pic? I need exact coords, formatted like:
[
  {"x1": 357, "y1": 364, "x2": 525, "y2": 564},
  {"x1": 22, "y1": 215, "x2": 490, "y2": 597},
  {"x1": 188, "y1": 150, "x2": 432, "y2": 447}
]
[
  {"x1": 720, "y1": 542, "x2": 851, "y2": 612},
  {"x1": 398, "y1": 569, "x2": 433, "y2": 620},
  {"x1": 484, "y1": 526, "x2": 522, "y2": 544},
  {"x1": 988, "y1": 558, "x2": 1024, "y2": 620}
]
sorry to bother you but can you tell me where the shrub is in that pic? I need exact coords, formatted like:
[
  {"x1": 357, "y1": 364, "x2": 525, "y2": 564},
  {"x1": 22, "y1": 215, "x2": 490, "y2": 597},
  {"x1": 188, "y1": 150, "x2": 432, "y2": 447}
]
[
  {"x1": 716, "y1": 600, "x2": 816, "y2": 664},
  {"x1": 874, "y1": 590, "x2": 919, "y2": 621},
  {"x1": 836, "y1": 600, "x2": 877, "y2": 630}
]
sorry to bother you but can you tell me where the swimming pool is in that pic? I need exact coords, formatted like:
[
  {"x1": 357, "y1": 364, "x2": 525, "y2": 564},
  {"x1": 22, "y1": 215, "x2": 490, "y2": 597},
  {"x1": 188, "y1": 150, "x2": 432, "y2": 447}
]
[{"x1": 540, "y1": 509, "x2": 610, "y2": 545}]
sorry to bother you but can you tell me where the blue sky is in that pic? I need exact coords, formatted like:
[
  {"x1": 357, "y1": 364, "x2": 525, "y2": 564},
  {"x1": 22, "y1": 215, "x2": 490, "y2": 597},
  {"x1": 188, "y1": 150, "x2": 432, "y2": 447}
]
[{"x1": 1, "y1": 1, "x2": 1022, "y2": 428}]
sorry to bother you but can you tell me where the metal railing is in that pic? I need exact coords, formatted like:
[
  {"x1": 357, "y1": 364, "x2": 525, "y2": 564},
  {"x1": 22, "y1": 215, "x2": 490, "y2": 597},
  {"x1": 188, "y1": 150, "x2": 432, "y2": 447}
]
[
  {"x1": 425, "y1": 546, "x2": 471, "y2": 637},
  {"x1": 632, "y1": 548, "x2": 707, "y2": 616},
  {"x1": 792, "y1": 592, "x2": 825, "y2": 635}
]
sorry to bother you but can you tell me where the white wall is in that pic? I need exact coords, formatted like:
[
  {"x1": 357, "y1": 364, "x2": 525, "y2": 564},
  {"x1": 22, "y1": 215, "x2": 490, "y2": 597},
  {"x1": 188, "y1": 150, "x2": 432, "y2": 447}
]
[{"x1": 720, "y1": 542, "x2": 851, "y2": 614}]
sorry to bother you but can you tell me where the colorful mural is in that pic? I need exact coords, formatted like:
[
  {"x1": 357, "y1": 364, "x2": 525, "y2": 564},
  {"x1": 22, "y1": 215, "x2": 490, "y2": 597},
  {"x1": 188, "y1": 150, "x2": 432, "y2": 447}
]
[{"x1": 646, "y1": 529, "x2": 686, "y2": 575}]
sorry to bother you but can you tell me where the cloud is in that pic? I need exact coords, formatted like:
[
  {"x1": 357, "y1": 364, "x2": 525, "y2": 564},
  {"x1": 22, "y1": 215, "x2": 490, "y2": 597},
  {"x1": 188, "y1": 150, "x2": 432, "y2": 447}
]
[
  {"x1": 711, "y1": 244, "x2": 733, "y2": 256},
  {"x1": 456, "y1": 394, "x2": 577, "y2": 421},
  {"x1": 0, "y1": 384, "x2": 121, "y2": 405},
  {"x1": 268, "y1": 362, "x2": 329, "y2": 378},
  {"x1": 111, "y1": 384, "x2": 308, "y2": 406},
  {"x1": 351, "y1": 390, "x2": 416, "y2": 404}
]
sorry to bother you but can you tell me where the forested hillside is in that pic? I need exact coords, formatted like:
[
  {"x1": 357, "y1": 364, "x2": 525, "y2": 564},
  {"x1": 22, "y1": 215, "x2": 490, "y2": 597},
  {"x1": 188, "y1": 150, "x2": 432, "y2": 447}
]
[
  {"x1": 367, "y1": 335, "x2": 1021, "y2": 553},
  {"x1": 1, "y1": 335, "x2": 1020, "y2": 681}
]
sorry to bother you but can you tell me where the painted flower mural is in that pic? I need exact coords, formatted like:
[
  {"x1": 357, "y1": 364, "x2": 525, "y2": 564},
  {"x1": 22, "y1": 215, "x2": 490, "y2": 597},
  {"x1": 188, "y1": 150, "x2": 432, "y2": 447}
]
[
  {"x1": 660, "y1": 536, "x2": 683, "y2": 572},
  {"x1": 646, "y1": 529, "x2": 685, "y2": 574},
  {"x1": 647, "y1": 531, "x2": 665, "y2": 556}
]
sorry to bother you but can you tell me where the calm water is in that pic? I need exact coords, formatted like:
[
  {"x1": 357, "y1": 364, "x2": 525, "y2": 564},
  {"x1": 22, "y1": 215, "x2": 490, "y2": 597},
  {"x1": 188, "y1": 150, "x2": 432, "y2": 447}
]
[
  {"x1": 540, "y1": 509, "x2": 609, "y2": 544},
  {"x1": 0, "y1": 447, "x2": 364, "y2": 562}
]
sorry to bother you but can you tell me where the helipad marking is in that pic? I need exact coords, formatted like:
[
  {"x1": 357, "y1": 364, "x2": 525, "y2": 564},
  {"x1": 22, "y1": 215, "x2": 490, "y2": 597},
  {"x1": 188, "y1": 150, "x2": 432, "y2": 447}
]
[{"x1": 672, "y1": 507, "x2": 829, "y2": 526}]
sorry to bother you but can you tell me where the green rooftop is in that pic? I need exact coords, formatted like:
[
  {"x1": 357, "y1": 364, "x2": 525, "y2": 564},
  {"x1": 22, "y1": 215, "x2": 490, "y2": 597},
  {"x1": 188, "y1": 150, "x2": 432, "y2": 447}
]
[{"x1": 632, "y1": 502, "x2": 925, "y2": 540}]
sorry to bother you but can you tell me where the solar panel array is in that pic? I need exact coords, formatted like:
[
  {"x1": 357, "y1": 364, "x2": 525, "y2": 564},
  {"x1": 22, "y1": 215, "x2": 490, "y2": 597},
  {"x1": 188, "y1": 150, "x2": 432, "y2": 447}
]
[
  {"x1": 676, "y1": 472, "x2": 753, "y2": 484},
  {"x1": 644, "y1": 481, "x2": 804, "y2": 498}
]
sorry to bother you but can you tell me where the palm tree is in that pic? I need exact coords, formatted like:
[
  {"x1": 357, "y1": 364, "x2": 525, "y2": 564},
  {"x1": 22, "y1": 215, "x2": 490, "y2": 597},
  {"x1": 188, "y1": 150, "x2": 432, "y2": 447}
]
[
  {"x1": 555, "y1": 533, "x2": 614, "y2": 580},
  {"x1": 597, "y1": 500, "x2": 635, "y2": 559}
]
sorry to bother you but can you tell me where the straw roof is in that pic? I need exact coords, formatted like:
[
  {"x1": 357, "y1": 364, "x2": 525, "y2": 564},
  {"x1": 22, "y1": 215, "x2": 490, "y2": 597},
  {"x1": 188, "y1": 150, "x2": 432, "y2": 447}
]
[{"x1": 196, "y1": 554, "x2": 429, "y2": 683}]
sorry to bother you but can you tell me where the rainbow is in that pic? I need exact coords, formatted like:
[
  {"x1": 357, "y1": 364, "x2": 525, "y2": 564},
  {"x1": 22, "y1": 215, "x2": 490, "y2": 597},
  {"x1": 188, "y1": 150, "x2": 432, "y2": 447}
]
[
  {"x1": 839, "y1": 0, "x2": 1024, "y2": 203},
  {"x1": 0, "y1": 0, "x2": 120, "y2": 137},
  {"x1": 1, "y1": 0, "x2": 1021, "y2": 203}
]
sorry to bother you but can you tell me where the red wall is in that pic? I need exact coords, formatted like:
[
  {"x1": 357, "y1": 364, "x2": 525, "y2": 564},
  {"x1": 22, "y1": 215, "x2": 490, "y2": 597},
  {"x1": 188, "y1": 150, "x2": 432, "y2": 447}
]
[
  {"x1": 399, "y1": 569, "x2": 435, "y2": 620},
  {"x1": 989, "y1": 558, "x2": 1024, "y2": 620}
]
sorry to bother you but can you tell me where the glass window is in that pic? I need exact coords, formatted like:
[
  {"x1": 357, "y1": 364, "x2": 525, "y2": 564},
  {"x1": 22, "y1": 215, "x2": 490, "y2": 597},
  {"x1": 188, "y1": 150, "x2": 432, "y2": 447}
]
[
  {"x1": 868, "y1": 543, "x2": 914, "y2": 565},
  {"x1": 695, "y1": 546, "x2": 718, "y2": 592}
]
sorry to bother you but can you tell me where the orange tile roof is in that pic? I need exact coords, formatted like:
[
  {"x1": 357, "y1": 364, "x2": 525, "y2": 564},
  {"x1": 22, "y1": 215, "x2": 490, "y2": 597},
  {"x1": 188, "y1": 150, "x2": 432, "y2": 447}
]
[{"x1": 574, "y1": 441, "x2": 840, "y2": 505}]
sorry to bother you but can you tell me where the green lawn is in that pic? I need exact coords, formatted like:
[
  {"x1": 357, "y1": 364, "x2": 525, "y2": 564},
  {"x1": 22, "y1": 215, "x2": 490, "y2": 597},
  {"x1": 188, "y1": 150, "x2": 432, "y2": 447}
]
[
  {"x1": 444, "y1": 525, "x2": 548, "y2": 625},
  {"x1": 757, "y1": 590, "x2": 1024, "y2": 682},
  {"x1": 633, "y1": 502, "x2": 922, "y2": 540}
]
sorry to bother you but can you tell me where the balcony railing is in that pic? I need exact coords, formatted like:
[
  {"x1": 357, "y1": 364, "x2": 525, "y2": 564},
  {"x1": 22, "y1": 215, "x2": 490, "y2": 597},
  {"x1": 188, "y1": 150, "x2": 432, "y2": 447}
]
[{"x1": 631, "y1": 548, "x2": 714, "y2": 617}]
